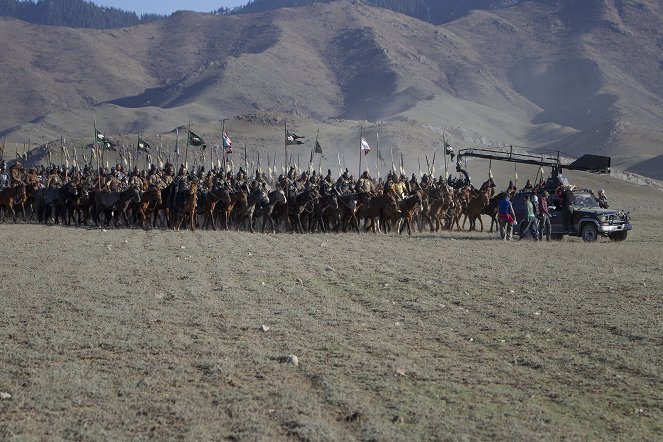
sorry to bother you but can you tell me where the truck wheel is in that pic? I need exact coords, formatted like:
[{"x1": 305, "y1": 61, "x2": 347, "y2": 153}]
[
  {"x1": 581, "y1": 224, "x2": 598, "y2": 242},
  {"x1": 609, "y1": 231, "x2": 628, "y2": 241}
]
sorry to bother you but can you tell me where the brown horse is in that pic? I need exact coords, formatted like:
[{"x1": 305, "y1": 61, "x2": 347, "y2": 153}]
[
  {"x1": 137, "y1": 186, "x2": 162, "y2": 229},
  {"x1": 216, "y1": 189, "x2": 245, "y2": 230},
  {"x1": 0, "y1": 184, "x2": 27, "y2": 222},
  {"x1": 425, "y1": 192, "x2": 455, "y2": 232},
  {"x1": 462, "y1": 190, "x2": 491, "y2": 231},
  {"x1": 198, "y1": 187, "x2": 226, "y2": 230},
  {"x1": 397, "y1": 191, "x2": 423, "y2": 235},
  {"x1": 362, "y1": 193, "x2": 399, "y2": 233},
  {"x1": 176, "y1": 181, "x2": 198, "y2": 231}
]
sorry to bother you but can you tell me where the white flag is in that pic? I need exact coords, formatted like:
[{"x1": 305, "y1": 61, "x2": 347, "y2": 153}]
[{"x1": 361, "y1": 138, "x2": 371, "y2": 155}]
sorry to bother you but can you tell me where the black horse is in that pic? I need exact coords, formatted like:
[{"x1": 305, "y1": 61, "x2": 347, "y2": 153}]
[
  {"x1": 35, "y1": 182, "x2": 78, "y2": 225},
  {"x1": 236, "y1": 187, "x2": 270, "y2": 233},
  {"x1": 94, "y1": 187, "x2": 141, "y2": 227}
]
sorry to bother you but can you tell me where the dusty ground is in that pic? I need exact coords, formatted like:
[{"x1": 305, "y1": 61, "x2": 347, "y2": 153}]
[{"x1": 1, "y1": 178, "x2": 662, "y2": 440}]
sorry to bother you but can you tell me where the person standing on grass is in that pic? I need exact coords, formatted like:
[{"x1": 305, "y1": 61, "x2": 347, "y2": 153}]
[
  {"x1": 521, "y1": 194, "x2": 539, "y2": 240},
  {"x1": 498, "y1": 192, "x2": 516, "y2": 240},
  {"x1": 561, "y1": 185, "x2": 576, "y2": 233},
  {"x1": 538, "y1": 191, "x2": 552, "y2": 241}
]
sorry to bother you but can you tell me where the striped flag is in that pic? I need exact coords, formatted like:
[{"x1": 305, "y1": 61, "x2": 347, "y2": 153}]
[{"x1": 223, "y1": 131, "x2": 232, "y2": 154}]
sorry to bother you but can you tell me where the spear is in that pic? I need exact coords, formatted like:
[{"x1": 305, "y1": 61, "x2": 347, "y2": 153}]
[{"x1": 358, "y1": 125, "x2": 363, "y2": 179}]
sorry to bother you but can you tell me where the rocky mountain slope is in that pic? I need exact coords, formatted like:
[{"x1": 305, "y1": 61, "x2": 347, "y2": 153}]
[{"x1": 0, "y1": 0, "x2": 660, "y2": 178}]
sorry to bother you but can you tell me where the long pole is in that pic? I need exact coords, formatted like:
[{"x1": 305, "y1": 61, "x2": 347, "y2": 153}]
[
  {"x1": 175, "y1": 128, "x2": 180, "y2": 168},
  {"x1": 94, "y1": 116, "x2": 101, "y2": 189},
  {"x1": 221, "y1": 119, "x2": 227, "y2": 174},
  {"x1": 185, "y1": 117, "x2": 191, "y2": 171},
  {"x1": 284, "y1": 119, "x2": 288, "y2": 173},
  {"x1": 443, "y1": 133, "x2": 448, "y2": 181},
  {"x1": 358, "y1": 125, "x2": 363, "y2": 179}
]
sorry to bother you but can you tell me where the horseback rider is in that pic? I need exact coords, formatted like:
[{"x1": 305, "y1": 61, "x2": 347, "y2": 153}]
[
  {"x1": 392, "y1": 174, "x2": 407, "y2": 200},
  {"x1": 47, "y1": 166, "x2": 63, "y2": 188},
  {"x1": 319, "y1": 170, "x2": 333, "y2": 195},
  {"x1": 0, "y1": 162, "x2": 9, "y2": 188},
  {"x1": 10, "y1": 163, "x2": 25, "y2": 187},
  {"x1": 356, "y1": 171, "x2": 374, "y2": 194}
]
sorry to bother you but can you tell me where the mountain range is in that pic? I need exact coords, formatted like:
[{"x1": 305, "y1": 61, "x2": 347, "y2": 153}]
[{"x1": 0, "y1": 0, "x2": 661, "y2": 180}]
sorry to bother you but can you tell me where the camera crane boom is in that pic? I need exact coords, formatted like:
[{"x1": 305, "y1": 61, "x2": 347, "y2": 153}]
[{"x1": 454, "y1": 146, "x2": 611, "y2": 188}]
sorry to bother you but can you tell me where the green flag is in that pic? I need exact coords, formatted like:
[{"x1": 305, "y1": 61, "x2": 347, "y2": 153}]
[
  {"x1": 95, "y1": 129, "x2": 107, "y2": 144},
  {"x1": 188, "y1": 130, "x2": 206, "y2": 149},
  {"x1": 286, "y1": 130, "x2": 304, "y2": 146},
  {"x1": 104, "y1": 139, "x2": 117, "y2": 151},
  {"x1": 95, "y1": 129, "x2": 116, "y2": 151},
  {"x1": 138, "y1": 137, "x2": 151, "y2": 151}
]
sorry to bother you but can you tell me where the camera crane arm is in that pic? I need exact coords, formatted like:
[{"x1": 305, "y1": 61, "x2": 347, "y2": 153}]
[{"x1": 454, "y1": 147, "x2": 611, "y2": 187}]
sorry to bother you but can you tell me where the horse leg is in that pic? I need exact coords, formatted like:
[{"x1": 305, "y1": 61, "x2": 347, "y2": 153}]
[{"x1": 249, "y1": 211, "x2": 256, "y2": 234}]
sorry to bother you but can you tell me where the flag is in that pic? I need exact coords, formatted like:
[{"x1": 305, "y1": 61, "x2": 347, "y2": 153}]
[
  {"x1": 104, "y1": 139, "x2": 117, "y2": 151},
  {"x1": 138, "y1": 137, "x2": 151, "y2": 151},
  {"x1": 222, "y1": 130, "x2": 232, "y2": 154},
  {"x1": 95, "y1": 129, "x2": 116, "y2": 150},
  {"x1": 445, "y1": 140, "x2": 454, "y2": 161},
  {"x1": 175, "y1": 128, "x2": 180, "y2": 156},
  {"x1": 95, "y1": 129, "x2": 107, "y2": 143},
  {"x1": 314, "y1": 139, "x2": 323, "y2": 154},
  {"x1": 188, "y1": 130, "x2": 206, "y2": 149},
  {"x1": 361, "y1": 137, "x2": 371, "y2": 155},
  {"x1": 286, "y1": 130, "x2": 304, "y2": 145}
]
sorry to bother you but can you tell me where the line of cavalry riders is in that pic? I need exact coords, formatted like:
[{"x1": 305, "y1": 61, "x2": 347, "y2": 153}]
[{"x1": 0, "y1": 159, "x2": 548, "y2": 235}]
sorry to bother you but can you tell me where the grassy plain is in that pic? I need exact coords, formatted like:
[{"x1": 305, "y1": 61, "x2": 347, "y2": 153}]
[{"x1": 0, "y1": 181, "x2": 661, "y2": 440}]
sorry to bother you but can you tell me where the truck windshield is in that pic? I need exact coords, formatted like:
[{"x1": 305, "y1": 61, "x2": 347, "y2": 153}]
[{"x1": 574, "y1": 193, "x2": 600, "y2": 209}]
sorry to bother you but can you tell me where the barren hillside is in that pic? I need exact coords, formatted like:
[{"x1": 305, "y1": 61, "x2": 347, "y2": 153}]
[{"x1": 0, "y1": 0, "x2": 661, "y2": 178}]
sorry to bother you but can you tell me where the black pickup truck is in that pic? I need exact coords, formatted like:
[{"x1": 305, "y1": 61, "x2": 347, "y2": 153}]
[{"x1": 511, "y1": 190, "x2": 632, "y2": 242}]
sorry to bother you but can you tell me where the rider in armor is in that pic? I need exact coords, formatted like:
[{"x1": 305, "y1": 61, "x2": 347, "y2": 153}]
[
  {"x1": 392, "y1": 174, "x2": 407, "y2": 200},
  {"x1": 0, "y1": 162, "x2": 9, "y2": 188},
  {"x1": 356, "y1": 171, "x2": 374, "y2": 194}
]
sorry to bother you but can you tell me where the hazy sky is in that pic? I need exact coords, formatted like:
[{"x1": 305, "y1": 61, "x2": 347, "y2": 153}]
[{"x1": 92, "y1": 1, "x2": 247, "y2": 16}]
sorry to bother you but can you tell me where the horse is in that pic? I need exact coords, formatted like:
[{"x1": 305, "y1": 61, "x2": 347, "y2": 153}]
[
  {"x1": 215, "y1": 188, "x2": 245, "y2": 231},
  {"x1": 397, "y1": 191, "x2": 423, "y2": 235},
  {"x1": 176, "y1": 181, "x2": 198, "y2": 231},
  {"x1": 425, "y1": 191, "x2": 455, "y2": 232},
  {"x1": 39, "y1": 182, "x2": 78, "y2": 225},
  {"x1": 236, "y1": 187, "x2": 270, "y2": 233},
  {"x1": 462, "y1": 190, "x2": 491, "y2": 231},
  {"x1": 288, "y1": 188, "x2": 319, "y2": 233},
  {"x1": 94, "y1": 186, "x2": 141, "y2": 227},
  {"x1": 136, "y1": 186, "x2": 162, "y2": 229},
  {"x1": 66, "y1": 183, "x2": 90, "y2": 226},
  {"x1": 335, "y1": 192, "x2": 367, "y2": 233},
  {"x1": 362, "y1": 193, "x2": 398, "y2": 234},
  {"x1": 198, "y1": 187, "x2": 226, "y2": 230},
  {"x1": 257, "y1": 188, "x2": 287, "y2": 234},
  {"x1": 309, "y1": 193, "x2": 338, "y2": 233},
  {"x1": 0, "y1": 184, "x2": 27, "y2": 223},
  {"x1": 483, "y1": 191, "x2": 505, "y2": 233}
]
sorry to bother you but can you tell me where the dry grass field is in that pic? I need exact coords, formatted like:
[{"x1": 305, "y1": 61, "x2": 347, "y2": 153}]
[{"x1": 0, "y1": 176, "x2": 662, "y2": 440}]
